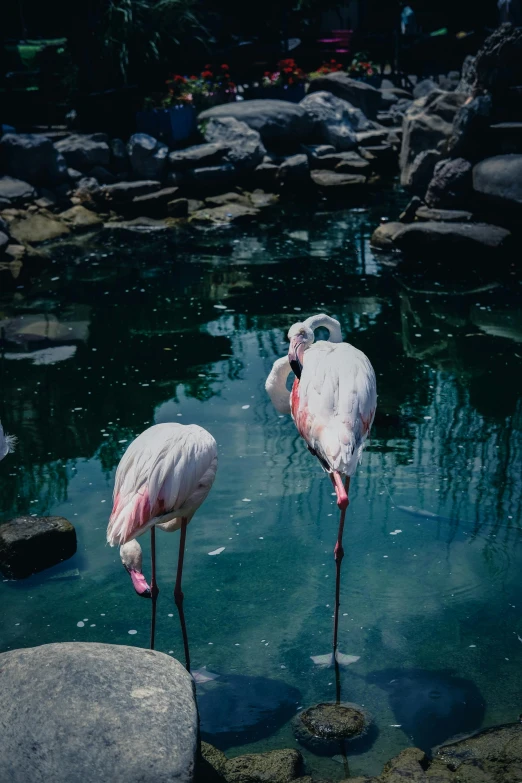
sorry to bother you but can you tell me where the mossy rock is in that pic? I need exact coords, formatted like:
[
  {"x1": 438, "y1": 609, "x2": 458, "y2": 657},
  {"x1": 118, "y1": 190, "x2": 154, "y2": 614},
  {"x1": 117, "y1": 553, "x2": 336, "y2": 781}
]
[{"x1": 293, "y1": 702, "x2": 374, "y2": 756}]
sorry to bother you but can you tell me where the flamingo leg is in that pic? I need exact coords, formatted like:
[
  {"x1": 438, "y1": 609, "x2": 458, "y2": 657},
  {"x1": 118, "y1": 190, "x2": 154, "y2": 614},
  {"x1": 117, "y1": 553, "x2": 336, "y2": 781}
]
[
  {"x1": 150, "y1": 526, "x2": 159, "y2": 650},
  {"x1": 330, "y1": 474, "x2": 350, "y2": 666},
  {"x1": 174, "y1": 517, "x2": 191, "y2": 672}
]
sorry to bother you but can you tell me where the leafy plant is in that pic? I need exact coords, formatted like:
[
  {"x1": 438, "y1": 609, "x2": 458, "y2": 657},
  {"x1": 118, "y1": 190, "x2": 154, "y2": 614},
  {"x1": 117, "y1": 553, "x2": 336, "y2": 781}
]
[{"x1": 262, "y1": 58, "x2": 307, "y2": 88}]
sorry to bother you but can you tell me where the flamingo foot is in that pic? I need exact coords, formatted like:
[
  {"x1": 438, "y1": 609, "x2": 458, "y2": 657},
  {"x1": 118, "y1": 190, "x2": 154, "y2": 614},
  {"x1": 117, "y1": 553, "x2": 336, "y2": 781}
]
[{"x1": 310, "y1": 651, "x2": 360, "y2": 668}]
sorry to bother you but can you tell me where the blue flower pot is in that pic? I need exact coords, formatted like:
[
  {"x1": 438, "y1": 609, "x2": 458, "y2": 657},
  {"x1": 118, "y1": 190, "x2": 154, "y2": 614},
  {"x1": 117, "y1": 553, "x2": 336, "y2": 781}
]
[{"x1": 135, "y1": 105, "x2": 197, "y2": 146}]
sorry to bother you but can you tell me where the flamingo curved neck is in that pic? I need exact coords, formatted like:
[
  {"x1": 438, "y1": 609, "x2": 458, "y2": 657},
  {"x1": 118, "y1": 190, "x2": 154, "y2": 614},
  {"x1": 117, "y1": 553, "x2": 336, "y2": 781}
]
[
  {"x1": 265, "y1": 356, "x2": 292, "y2": 414},
  {"x1": 303, "y1": 314, "x2": 343, "y2": 343}
]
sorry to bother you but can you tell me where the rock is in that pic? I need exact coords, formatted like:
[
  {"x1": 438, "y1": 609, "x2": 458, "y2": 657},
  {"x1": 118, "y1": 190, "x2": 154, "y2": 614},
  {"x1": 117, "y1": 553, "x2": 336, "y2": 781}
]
[
  {"x1": 202, "y1": 117, "x2": 266, "y2": 169},
  {"x1": 380, "y1": 88, "x2": 413, "y2": 109},
  {"x1": 167, "y1": 198, "x2": 189, "y2": 218},
  {"x1": 127, "y1": 134, "x2": 169, "y2": 180},
  {"x1": 399, "y1": 196, "x2": 423, "y2": 223},
  {"x1": 0, "y1": 133, "x2": 67, "y2": 185},
  {"x1": 425, "y1": 157, "x2": 473, "y2": 208},
  {"x1": 197, "y1": 742, "x2": 227, "y2": 782},
  {"x1": 199, "y1": 100, "x2": 313, "y2": 144},
  {"x1": 103, "y1": 180, "x2": 161, "y2": 203},
  {"x1": 204, "y1": 192, "x2": 248, "y2": 207},
  {"x1": 191, "y1": 203, "x2": 259, "y2": 225},
  {"x1": 399, "y1": 91, "x2": 467, "y2": 186},
  {"x1": 169, "y1": 142, "x2": 228, "y2": 171},
  {"x1": 67, "y1": 168, "x2": 83, "y2": 181},
  {"x1": 472, "y1": 23, "x2": 522, "y2": 97},
  {"x1": 371, "y1": 220, "x2": 511, "y2": 256},
  {"x1": 54, "y1": 134, "x2": 110, "y2": 172},
  {"x1": 416, "y1": 206, "x2": 473, "y2": 221},
  {"x1": 279, "y1": 153, "x2": 310, "y2": 184},
  {"x1": 88, "y1": 165, "x2": 117, "y2": 185},
  {"x1": 456, "y1": 55, "x2": 476, "y2": 95},
  {"x1": 356, "y1": 129, "x2": 389, "y2": 146},
  {"x1": 0, "y1": 176, "x2": 36, "y2": 206},
  {"x1": 58, "y1": 205, "x2": 104, "y2": 229},
  {"x1": 413, "y1": 78, "x2": 439, "y2": 99},
  {"x1": 308, "y1": 73, "x2": 383, "y2": 119},
  {"x1": 253, "y1": 161, "x2": 280, "y2": 188},
  {"x1": 187, "y1": 199, "x2": 205, "y2": 213},
  {"x1": 0, "y1": 642, "x2": 197, "y2": 782},
  {"x1": 110, "y1": 138, "x2": 129, "y2": 173},
  {"x1": 311, "y1": 151, "x2": 370, "y2": 175},
  {"x1": 311, "y1": 170, "x2": 366, "y2": 188},
  {"x1": 300, "y1": 92, "x2": 358, "y2": 150},
  {"x1": 0, "y1": 516, "x2": 76, "y2": 578},
  {"x1": 104, "y1": 217, "x2": 168, "y2": 232},
  {"x1": 249, "y1": 190, "x2": 278, "y2": 208},
  {"x1": 0, "y1": 231, "x2": 9, "y2": 253},
  {"x1": 380, "y1": 747, "x2": 428, "y2": 782},
  {"x1": 0, "y1": 216, "x2": 9, "y2": 234},
  {"x1": 439, "y1": 71, "x2": 461, "y2": 92},
  {"x1": 187, "y1": 164, "x2": 237, "y2": 187},
  {"x1": 405, "y1": 149, "x2": 442, "y2": 194},
  {"x1": 127, "y1": 187, "x2": 180, "y2": 217},
  {"x1": 9, "y1": 212, "x2": 70, "y2": 244},
  {"x1": 224, "y1": 749, "x2": 304, "y2": 783},
  {"x1": 76, "y1": 176, "x2": 100, "y2": 194},
  {"x1": 447, "y1": 95, "x2": 492, "y2": 158},
  {"x1": 294, "y1": 702, "x2": 371, "y2": 755},
  {"x1": 489, "y1": 122, "x2": 522, "y2": 154},
  {"x1": 434, "y1": 721, "x2": 522, "y2": 780},
  {"x1": 473, "y1": 154, "x2": 522, "y2": 208}
]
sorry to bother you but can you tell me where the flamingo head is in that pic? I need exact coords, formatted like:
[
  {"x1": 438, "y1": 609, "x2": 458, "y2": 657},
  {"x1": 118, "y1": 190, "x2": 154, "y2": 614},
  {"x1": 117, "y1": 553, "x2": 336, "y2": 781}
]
[
  {"x1": 287, "y1": 322, "x2": 314, "y2": 380},
  {"x1": 120, "y1": 540, "x2": 151, "y2": 599}
]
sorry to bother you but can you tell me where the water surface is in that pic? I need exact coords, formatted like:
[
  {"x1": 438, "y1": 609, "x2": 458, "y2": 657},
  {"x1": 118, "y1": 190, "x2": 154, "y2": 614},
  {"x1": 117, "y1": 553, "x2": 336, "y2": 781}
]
[{"x1": 1, "y1": 191, "x2": 522, "y2": 779}]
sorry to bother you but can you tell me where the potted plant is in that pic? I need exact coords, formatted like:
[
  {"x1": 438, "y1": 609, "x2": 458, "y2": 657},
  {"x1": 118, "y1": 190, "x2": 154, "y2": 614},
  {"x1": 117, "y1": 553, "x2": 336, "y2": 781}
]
[
  {"x1": 136, "y1": 65, "x2": 237, "y2": 146},
  {"x1": 348, "y1": 53, "x2": 380, "y2": 86},
  {"x1": 246, "y1": 58, "x2": 307, "y2": 102},
  {"x1": 308, "y1": 59, "x2": 344, "y2": 80}
]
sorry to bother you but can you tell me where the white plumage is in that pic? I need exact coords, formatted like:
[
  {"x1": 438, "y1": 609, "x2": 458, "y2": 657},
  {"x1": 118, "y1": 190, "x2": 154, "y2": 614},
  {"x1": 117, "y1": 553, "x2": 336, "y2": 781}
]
[{"x1": 0, "y1": 421, "x2": 16, "y2": 461}]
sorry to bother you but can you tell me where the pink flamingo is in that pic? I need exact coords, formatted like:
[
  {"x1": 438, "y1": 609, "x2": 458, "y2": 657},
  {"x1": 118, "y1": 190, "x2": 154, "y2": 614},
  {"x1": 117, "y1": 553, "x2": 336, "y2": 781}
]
[
  {"x1": 106, "y1": 422, "x2": 218, "y2": 670},
  {"x1": 0, "y1": 421, "x2": 16, "y2": 461},
  {"x1": 266, "y1": 314, "x2": 376, "y2": 664}
]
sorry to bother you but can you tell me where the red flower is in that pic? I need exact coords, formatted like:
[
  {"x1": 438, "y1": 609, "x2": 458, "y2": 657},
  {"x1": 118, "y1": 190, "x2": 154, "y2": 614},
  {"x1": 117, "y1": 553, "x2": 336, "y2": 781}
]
[
  {"x1": 173, "y1": 74, "x2": 186, "y2": 83},
  {"x1": 221, "y1": 63, "x2": 229, "y2": 70},
  {"x1": 201, "y1": 70, "x2": 213, "y2": 79},
  {"x1": 204, "y1": 64, "x2": 212, "y2": 70},
  {"x1": 190, "y1": 74, "x2": 198, "y2": 80},
  {"x1": 264, "y1": 70, "x2": 271, "y2": 77}
]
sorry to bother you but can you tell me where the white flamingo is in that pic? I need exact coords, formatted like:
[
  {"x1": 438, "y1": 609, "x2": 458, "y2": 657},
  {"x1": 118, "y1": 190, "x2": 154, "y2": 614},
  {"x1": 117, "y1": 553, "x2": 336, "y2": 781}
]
[
  {"x1": 0, "y1": 421, "x2": 16, "y2": 461},
  {"x1": 266, "y1": 314, "x2": 377, "y2": 664},
  {"x1": 106, "y1": 422, "x2": 218, "y2": 670}
]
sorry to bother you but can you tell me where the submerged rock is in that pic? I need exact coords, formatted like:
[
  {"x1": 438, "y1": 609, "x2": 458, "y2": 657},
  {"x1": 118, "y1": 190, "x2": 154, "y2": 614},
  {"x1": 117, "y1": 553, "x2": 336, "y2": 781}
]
[
  {"x1": 294, "y1": 702, "x2": 373, "y2": 755},
  {"x1": 311, "y1": 169, "x2": 366, "y2": 188},
  {"x1": 190, "y1": 203, "x2": 259, "y2": 225},
  {"x1": 0, "y1": 642, "x2": 197, "y2": 783},
  {"x1": 0, "y1": 515, "x2": 77, "y2": 578}
]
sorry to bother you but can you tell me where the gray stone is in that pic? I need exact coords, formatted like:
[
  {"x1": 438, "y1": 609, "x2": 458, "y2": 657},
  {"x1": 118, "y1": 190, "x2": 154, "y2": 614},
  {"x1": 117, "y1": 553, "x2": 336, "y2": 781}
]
[
  {"x1": 0, "y1": 176, "x2": 36, "y2": 206},
  {"x1": 356, "y1": 129, "x2": 389, "y2": 146},
  {"x1": 58, "y1": 205, "x2": 104, "y2": 229},
  {"x1": 400, "y1": 91, "x2": 467, "y2": 186},
  {"x1": 371, "y1": 220, "x2": 511, "y2": 256},
  {"x1": 9, "y1": 212, "x2": 71, "y2": 244},
  {"x1": 379, "y1": 747, "x2": 428, "y2": 782},
  {"x1": 0, "y1": 133, "x2": 67, "y2": 185},
  {"x1": 88, "y1": 165, "x2": 117, "y2": 185},
  {"x1": 434, "y1": 721, "x2": 522, "y2": 780},
  {"x1": 472, "y1": 24, "x2": 522, "y2": 97},
  {"x1": 425, "y1": 157, "x2": 473, "y2": 208},
  {"x1": 300, "y1": 91, "x2": 358, "y2": 150},
  {"x1": 473, "y1": 154, "x2": 522, "y2": 208},
  {"x1": 204, "y1": 192, "x2": 248, "y2": 207},
  {"x1": 110, "y1": 138, "x2": 129, "y2": 173},
  {"x1": 399, "y1": 196, "x2": 423, "y2": 223},
  {"x1": 67, "y1": 167, "x2": 83, "y2": 181},
  {"x1": 308, "y1": 73, "x2": 383, "y2": 119},
  {"x1": 167, "y1": 198, "x2": 189, "y2": 218},
  {"x1": 0, "y1": 642, "x2": 197, "y2": 783},
  {"x1": 0, "y1": 516, "x2": 76, "y2": 578},
  {"x1": 311, "y1": 169, "x2": 366, "y2": 188},
  {"x1": 224, "y1": 749, "x2": 304, "y2": 783},
  {"x1": 279, "y1": 153, "x2": 309, "y2": 184},
  {"x1": 202, "y1": 117, "x2": 265, "y2": 170},
  {"x1": 128, "y1": 187, "x2": 180, "y2": 217},
  {"x1": 311, "y1": 151, "x2": 370, "y2": 175},
  {"x1": 199, "y1": 100, "x2": 313, "y2": 143},
  {"x1": 301, "y1": 143, "x2": 336, "y2": 159},
  {"x1": 413, "y1": 78, "x2": 439, "y2": 99},
  {"x1": 191, "y1": 203, "x2": 259, "y2": 225},
  {"x1": 489, "y1": 122, "x2": 522, "y2": 155},
  {"x1": 447, "y1": 94, "x2": 492, "y2": 158},
  {"x1": 415, "y1": 206, "x2": 473, "y2": 222},
  {"x1": 54, "y1": 134, "x2": 110, "y2": 172},
  {"x1": 168, "y1": 142, "x2": 228, "y2": 171},
  {"x1": 127, "y1": 133, "x2": 169, "y2": 180},
  {"x1": 76, "y1": 176, "x2": 100, "y2": 194},
  {"x1": 188, "y1": 164, "x2": 237, "y2": 186},
  {"x1": 0, "y1": 231, "x2": 8, "y2": 253},
  {"x1": 103, "y1": 180, "x2": 162, "y2": 203},
  {"x1": 405, "y1": 149, "x2": 442, "y2": 195},
  {"x1": 253, "y1": 162, "x2": 280, "y2": 188},
  {"x1": 456, "y1": 55, "x2": 476, "y2": 95}
]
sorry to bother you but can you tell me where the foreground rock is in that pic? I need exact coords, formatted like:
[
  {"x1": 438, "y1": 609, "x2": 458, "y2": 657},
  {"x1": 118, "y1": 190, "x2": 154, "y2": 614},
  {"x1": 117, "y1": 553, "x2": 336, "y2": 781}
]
[
  {"x1": 127, "y1": 133, "x2": 169, "y2": 180},
  {"x1": 300, "y1": 91, "x2": 357, "y2": 150},
  {"x1": 308, "y1": 72, "x2": 383, "y2": 119},
  {"x1": 8, "y1": 211, "x2": 71, "y2": 244},
  {"x1": 0, "y1": 643, "x2": 197, "y2": 783},
  {"x1": 371, "y1": 220, "x2": 511, "y2": 256},
  {"x1": 224, "y1": 749, "x2": 304, "y2": 783},
  {"x1": 54, "y1": 133, "x2": 110, "y2": 172},
  {"x1": 425, "y1": 157, "x2": 473, "y2": 208},
  {"x1": 0, "y1": 516, "x2": 76, "y2": 578},
  {"x1": 198, "y1": 100, "x2": 314, "y2": 144},
  {"x1": 473, "y1": 154, "x2": 522, "y2": 208},
  {"x1": 202, "y1": 117, "x2": 265, "y2": 170},
  {"x1": 0, "y1": 176, "x2": 37, "y2": 206},
  {"x1": 294, "y1": 702, "x2": 371, "y2": 755},
  {"x1": 0, "y1": 133, "x2": 67, "y2": 185}
]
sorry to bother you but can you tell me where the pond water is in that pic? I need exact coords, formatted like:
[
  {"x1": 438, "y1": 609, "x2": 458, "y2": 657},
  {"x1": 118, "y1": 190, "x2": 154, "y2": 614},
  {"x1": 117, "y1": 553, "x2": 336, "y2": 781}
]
[{"x1": 1, "y1": 188, "x2": 522, "y2": 779}]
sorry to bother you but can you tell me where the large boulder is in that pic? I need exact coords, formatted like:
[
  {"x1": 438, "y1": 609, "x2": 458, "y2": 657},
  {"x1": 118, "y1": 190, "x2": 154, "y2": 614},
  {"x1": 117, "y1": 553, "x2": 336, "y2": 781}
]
[
  {"x1": 425, "y1": 157, "x2": 473, "y2": 208},
  {"x1": 0, "y1": 516, "x2": 76, "y2": 578},
  {"x1": 199, "y1": 100, "x2": 313, "y2": 145},
  {"x1": 54, "y1": 134, "x2": 110, "y2": 172},
  {"x1": 371, "y1": 220, "x2": 511, "y2": 256},
  {"x1": 127, "y1": 134, "x2": 169, "y2": 180},
  {"x1": 399, "y1": 90, "x2": 467, "y2": 186},
  {"x1": 202, "y1": 117, "x2": 265, "y2": 170},
  {"x1": 307, "y1": 72, "x2": 383, "y2": 119},
  {"x1": 473, "y1": 154, "x2": 522, "y2": 208},
  {"x1": 0, "y1": 134, "x2": 67, "y2": 186},
  {"x1": 447, "y1": 94, "x2": 492, "y2": 158},
  {"x1": 404, "y1": 149, "x2": 442, "y2": 195},
  {"x1": 0, "y1": 176, "x2": 36, "y2": 206},
  {"x1": 0, "y1": 642, "x2": 197, "y2": 783},
  {"x1": 300, "y1": 92, "x2": 357, "y2": 150},
  {"x1": 472, "y1": 23, "x2": 522, "y2": 99}
]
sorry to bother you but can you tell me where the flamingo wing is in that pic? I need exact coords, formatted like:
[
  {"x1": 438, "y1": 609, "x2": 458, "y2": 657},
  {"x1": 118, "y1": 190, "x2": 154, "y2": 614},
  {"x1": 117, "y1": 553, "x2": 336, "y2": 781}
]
[
  {"x1": 107, "y1": 423, "x2": 218, "y2": 546},
  {"x1": 292, "y1": 342, "x2": 376, "y2": 475}
]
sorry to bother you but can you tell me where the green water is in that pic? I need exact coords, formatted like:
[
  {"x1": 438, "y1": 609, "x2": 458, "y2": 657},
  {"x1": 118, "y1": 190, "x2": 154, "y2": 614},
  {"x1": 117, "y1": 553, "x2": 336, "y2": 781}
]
[{"x1": 1, "y1": 191, "x2": 522, "y2": 779}]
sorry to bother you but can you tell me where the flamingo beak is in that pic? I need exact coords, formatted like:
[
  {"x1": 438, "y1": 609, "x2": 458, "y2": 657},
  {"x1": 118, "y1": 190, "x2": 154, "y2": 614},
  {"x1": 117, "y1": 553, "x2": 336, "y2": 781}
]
[
  {"x1": 288, "y1": 335, "x2": 305, "y2": 379},
  {"x1": 124, "y1": 565, "x2": 152, "y2": 599}
]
